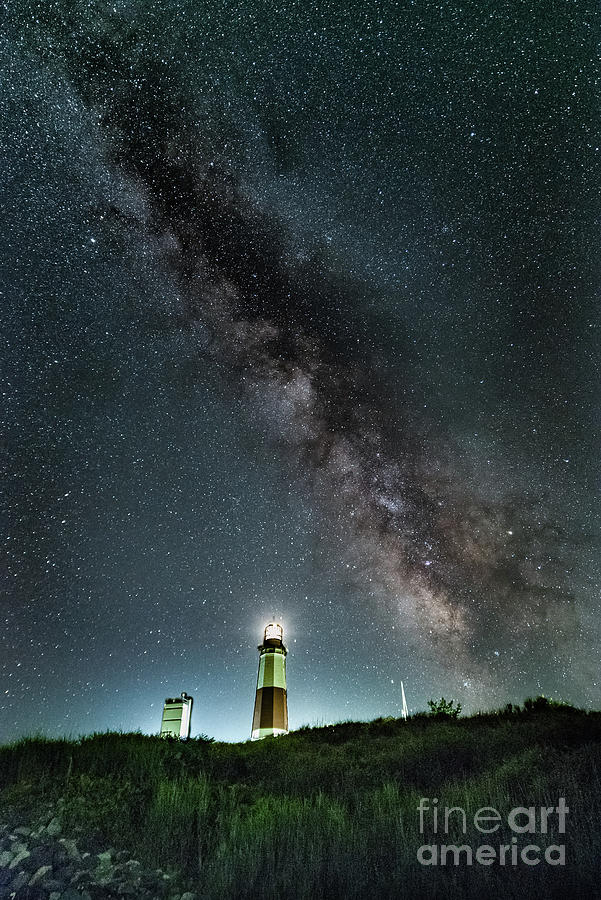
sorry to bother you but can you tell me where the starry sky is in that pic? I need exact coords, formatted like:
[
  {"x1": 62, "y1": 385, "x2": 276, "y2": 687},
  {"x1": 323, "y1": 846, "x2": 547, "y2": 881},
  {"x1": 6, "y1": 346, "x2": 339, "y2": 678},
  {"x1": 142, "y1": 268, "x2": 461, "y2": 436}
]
[{"x1": 1, "y1": 0, "x2": 600, "y2": 743}]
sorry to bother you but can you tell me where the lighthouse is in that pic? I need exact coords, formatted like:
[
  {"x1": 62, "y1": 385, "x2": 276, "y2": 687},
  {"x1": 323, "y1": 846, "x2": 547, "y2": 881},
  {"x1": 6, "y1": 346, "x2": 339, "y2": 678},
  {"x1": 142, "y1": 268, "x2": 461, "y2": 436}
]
[{"x1": 251, "y1": 622, "x2": 288, "y2": 740}]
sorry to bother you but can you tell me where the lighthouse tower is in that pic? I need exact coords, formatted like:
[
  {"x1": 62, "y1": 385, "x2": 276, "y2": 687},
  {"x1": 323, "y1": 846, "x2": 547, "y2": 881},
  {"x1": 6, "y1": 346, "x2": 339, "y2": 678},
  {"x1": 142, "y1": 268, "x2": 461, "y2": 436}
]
[{"x1": 251, "y1": 622, "x2": 288, "y2": 740}]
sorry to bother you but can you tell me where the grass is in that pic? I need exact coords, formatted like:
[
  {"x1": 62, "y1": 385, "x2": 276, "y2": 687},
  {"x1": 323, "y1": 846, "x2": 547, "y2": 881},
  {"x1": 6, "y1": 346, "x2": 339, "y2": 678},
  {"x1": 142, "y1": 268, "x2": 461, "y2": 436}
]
[{"x1": 0, "y1": 700, "x2": 599, "y2": 899}]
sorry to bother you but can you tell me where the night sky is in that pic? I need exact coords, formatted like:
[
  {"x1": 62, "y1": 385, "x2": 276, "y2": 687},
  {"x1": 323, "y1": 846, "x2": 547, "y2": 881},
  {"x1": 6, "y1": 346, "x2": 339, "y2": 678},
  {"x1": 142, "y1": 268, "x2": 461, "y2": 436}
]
[{"x1": 2, "y1": 0, "x2": 600, "y2": 743}]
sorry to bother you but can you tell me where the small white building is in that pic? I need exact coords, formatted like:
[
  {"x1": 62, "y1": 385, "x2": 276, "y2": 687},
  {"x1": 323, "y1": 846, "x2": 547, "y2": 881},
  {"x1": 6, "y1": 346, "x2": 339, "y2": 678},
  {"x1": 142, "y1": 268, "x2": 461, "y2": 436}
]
[{"x1": 160, "y1": 692, "x2": 193, "y2": 739}]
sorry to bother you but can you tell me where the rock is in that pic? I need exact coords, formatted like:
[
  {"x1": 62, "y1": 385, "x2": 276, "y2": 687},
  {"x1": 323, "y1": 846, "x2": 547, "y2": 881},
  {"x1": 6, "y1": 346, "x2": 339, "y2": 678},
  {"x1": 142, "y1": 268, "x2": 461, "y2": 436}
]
[
  {"x1": 59, "y1": 839, "x2": 81, "y2": 862},
  {"x1": 86, "y1": 886, "x2": 113, "y2": 900},
  {"x1": 76, "y1": 854, "x2": 95, "y2": 872},
  {"x1": 26, "y1": 829, "x2": 45, "y2": 847},
  {"x1": 13, "y1": 886, "x2": 48, "y2": 899},
  {"x1": 54, "y1": 862, "x2": 75, "y2": 884},
  {"x1": 70, "y1": 870, "x2": 93, "y2": 887},
  {"x1": 10, "y1": 842, "x2": 27, "y2": 855},
  {"x1": 45, "y1": 818, "x2": 61, "y2": 838},
  {"x1": 52, "y1": 845, "x2": 68, "y2": 869},
  {"x1": 29, "y1": 865, "x2": 53, "y2": 885},
  {"x1": 93, "y1": 850, "x2": 114, "y2": 885},
  {"x1": 25, "y1": 844, "x2": 59, "y2": 872},
  {"x1": 0, "y1": 816, "x2": 188, "y2": 900},
  {"x1": 39, "y1": 807, "x2": 57, "y2": 825},
  {"x1": 8, "y1": 871, "x2": 29, "y2": 892},
  {"x1": 9, "y1": 848, "x2": 31, "y2": 869},
  {"x1": 124, "y1": 859, "x2": 141, "y2": 872},
  {"x1": 43, "y1": 879, "x2": 67, "y2": 893},
  {"x1": 61, "y1": 890, "x2": 91, "y2": 900},
  {"x1": 140, "y1": 872, "x2": 161, "y2": 888}
]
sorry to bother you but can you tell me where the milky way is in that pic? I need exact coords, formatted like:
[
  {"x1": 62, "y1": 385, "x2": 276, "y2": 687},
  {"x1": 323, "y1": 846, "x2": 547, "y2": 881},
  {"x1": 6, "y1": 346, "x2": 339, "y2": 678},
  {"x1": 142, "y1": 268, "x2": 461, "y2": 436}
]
[
  {"x1": 2, "y1": 0, "x2": 600, "y2": 739},
  {"x1": 111, "y1": 141, "x2": 580, "y2": 676},
  {"x1": 82, "y1": 13, "x2": 584, "y2": 675}
]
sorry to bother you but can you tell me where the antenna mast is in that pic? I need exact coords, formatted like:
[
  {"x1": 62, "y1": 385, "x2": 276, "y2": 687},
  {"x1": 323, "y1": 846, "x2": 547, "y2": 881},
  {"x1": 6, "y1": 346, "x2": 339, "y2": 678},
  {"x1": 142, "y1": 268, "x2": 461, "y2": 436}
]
[{"x1": 401, "y1": 681, "x2": 409, "y2": 720}]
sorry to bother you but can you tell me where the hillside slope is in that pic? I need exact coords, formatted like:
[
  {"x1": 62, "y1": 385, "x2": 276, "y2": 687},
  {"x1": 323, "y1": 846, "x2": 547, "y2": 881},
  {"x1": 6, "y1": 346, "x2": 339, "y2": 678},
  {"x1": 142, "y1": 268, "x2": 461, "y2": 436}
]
[{"x1": 1, "y1": 702, "x2": 600, "y2": 899}]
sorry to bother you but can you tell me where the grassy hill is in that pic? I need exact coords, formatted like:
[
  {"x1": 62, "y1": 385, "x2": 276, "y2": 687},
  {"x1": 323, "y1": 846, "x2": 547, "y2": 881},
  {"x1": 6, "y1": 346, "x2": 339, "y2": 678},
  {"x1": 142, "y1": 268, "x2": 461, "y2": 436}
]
[{"x1": 1, "y1": 699, "x2": 600, "y2": 899}]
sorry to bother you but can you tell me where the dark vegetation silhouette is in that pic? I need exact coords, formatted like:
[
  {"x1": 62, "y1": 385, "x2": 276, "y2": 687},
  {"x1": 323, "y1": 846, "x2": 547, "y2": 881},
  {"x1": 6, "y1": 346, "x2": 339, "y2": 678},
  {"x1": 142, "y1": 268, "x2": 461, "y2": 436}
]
[
  {"x1": 0, "y1": 698, "x2": 599, "y2": 899},
  {"x1": 426, "y1": 697, "x2": 462, "y2": 718}
]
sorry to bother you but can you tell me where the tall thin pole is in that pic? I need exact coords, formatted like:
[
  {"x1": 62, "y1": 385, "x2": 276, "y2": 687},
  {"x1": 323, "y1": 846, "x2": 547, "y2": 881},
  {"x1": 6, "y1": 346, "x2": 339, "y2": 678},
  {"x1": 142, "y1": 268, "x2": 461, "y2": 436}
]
[{"x1": 401, "y1": 681, "x2": 408, "y2": 720}]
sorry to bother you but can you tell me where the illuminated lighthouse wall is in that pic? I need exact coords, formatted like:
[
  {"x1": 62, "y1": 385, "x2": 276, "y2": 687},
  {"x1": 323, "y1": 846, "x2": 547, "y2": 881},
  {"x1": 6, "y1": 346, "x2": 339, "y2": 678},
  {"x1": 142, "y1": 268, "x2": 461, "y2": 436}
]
[{"x1": 251, "y1": 623, "x2": 288, "y2": 740}]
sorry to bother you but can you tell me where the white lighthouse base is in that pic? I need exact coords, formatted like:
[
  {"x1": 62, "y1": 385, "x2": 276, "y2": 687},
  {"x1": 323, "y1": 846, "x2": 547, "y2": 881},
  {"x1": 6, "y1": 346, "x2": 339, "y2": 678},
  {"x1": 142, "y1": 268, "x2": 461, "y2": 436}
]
[{"x1": 251, "y1": 727, "x2": 288, "y2": 741}]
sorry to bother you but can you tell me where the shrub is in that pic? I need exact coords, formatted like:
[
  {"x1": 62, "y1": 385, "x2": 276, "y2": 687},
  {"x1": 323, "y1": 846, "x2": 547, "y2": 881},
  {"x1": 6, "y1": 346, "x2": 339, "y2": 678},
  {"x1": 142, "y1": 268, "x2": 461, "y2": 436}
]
[
  {"x1": 522, "y1": 695, "x2": 576, "y2": 713},
  {"x1": 427, "y1": 697, "x2": 462, "y2": 718}
]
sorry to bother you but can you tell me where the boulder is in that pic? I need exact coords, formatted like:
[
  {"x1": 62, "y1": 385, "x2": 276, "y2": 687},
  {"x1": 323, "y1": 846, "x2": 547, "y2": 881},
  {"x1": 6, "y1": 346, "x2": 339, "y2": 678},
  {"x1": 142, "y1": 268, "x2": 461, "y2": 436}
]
[
  {"x1": 140, "y1": 872, "x2": 162, "y2": 890},
  {"x1": 124, "y1": 859, "x2": 141, "y2": 873},
  {"x1": 9, "y1": 848, "x2": 31, "y2": 869},
  {"x1": 59, "y1": 839, "x2": 81, "y2": 862},
  {"x1": 86, "y1": 885, "x2": 114, "y2": 900},
  {"x1": 43, "y1": 879, "x2": 67, "y2": 894},
  {"x1": 24, "y1": 844, "x2": 59, "y2": 872},
  {"x1": 54, "y1": 863, "x2": 75, "y2": 883},
  {"x1": 8, "y1": 871, "x2": 29, "y2": 892},
  {"x1": 29, "y1": 865, "x2": 53, "y2": 885},
  {"x1": 0, "y1": 812, "x2": 190, "y2": 900},
  {"x1": 13, "y1": 887, "x2": 48, "y2": 900},
  {"x1": 45, "y1": 819, "x2": 62, "y2": 838},
  {"x1": 70, "y1": 870, "x2": 93, "y2": 887},
  {"x1": 10, "y1": 842, "x2": 27, "y2": 855},
  {"x1": 93, "y1": 850, "x2": 114, "y2": 885},
  {"x1": 61, "y1": 889, "x2": 92, "y2": 900},
  {"x1": 26, "y1": 830, "x2": 45, "y2": 848}
]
